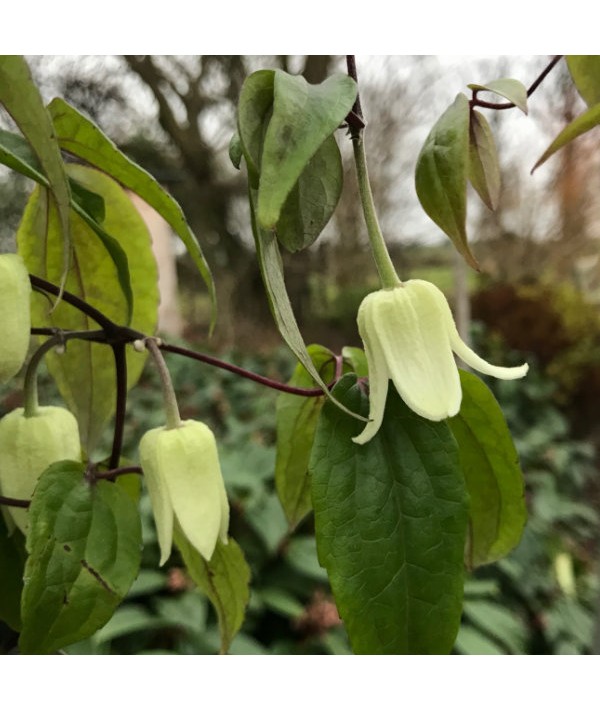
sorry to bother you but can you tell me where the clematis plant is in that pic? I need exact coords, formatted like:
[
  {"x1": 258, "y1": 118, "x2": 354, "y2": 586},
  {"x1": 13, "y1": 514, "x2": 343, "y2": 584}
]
[{"x1": 352, "y1": 280, "x2": 529, "y2": 444}]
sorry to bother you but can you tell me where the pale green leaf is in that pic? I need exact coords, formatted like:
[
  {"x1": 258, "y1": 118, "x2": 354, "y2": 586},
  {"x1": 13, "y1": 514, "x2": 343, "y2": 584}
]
[
  {"x1": 469, "y1": 78, "x2": 528, "y2": 114},
  {"x1": 0, "y1": 57, "x2": 71, "y2": 289},
  {"x1": 567, "y1": 56, "x2": 600, "y2": 106},
  {"x1": 0, "y1": 128, "x2": 132, "y2": 318},
  {"x1": 47, "y1": 98, "x2": 216, "y2": 332},
  {"x1": 175, "y1": 533, "x2": 250, "y2": 654},
  {"x1": 249, "y1": 188, "x2": 365, "y2": 423},
  {"x1": 532, "y1": 102, "x2": 600, "y2": 172}
]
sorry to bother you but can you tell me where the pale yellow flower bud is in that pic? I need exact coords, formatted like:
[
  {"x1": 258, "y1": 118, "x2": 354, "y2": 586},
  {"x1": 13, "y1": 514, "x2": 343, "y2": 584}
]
[{"x1": 139, "y1": 420, "x2": 229, "y2": 565}]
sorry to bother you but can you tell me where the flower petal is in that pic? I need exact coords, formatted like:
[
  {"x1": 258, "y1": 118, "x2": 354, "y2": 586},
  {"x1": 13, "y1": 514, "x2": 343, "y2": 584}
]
[
  {"x1": 449, "y1": 327, "x2": 529, "y2": 380},
  {"x1": 375, "y1": 283, "x2": 461, "y2": 421},
  {"x1": 166, "y1": 421, "x2": 224, "y2": 561},
  {"x1": 353, "y1": 296, "x2": 390, "y2": 444},
  {"x1": 139, "y1": 427, "x2": 175, "y2": 566}
]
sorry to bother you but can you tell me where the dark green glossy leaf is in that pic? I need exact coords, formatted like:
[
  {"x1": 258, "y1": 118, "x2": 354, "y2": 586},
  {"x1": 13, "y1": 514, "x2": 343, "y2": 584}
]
[
  {"x1": 469, "y1": 78, "x2": 528, "y2": 114},
  {"x1": 449, "y1": 370, "x2": 526, "y2": 568},
  {"x1": 237, "y1": 69, "x2": 275, "y2": 188},
  {"x1": 0, "y1": 518, "x2": 26, "y2": 631},
  {"x1": 0, "y1": 56, "x2": 71, "y2": 289},
  {"x1": 532, "y1": 103, "x2": 600, "y2": 172},
  {"x1": 0, "y1": 129, "x2": 133, "y2": 319},
  {"x1": 276, "y1": 133, "x2": 343, "y2": 252},
  {"x1": 567, "y1": 56, "x2": 600, "y2": 107},
  {"x1": 311, "y1": 375, "x2": 468, "y2": 654},
  {"x1": 468, "y1": 110, "x2": 501, "y2": 210},
  {"x1": 249, "y1": 188, "x2": 365, "y2": 423},
  {"x1": 175, "y1": 532, "x2": 250, "y2": 654},
  {"x1": 18, "y1": 165, "x2": 158, "y2": 453},
  {"x1": 415, "y1": 93, "x2": 477, "y2": 269},
  {"x1": 275, "y1": 344, "x2": 335, "y2": 528},
  {"x1": 19, "y1": 461, "x2": 142, "y2": 654},
  {"x1": 47, "y1": 98, "x2": 216, "y2": 332},
  {"x1": 257, "y1": 71, "x2": 356, "y2": 228}
]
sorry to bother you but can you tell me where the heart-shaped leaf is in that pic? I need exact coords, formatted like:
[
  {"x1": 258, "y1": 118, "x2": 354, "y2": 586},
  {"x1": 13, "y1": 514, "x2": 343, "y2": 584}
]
[
  {"x1": 257, "y1": 71, "x2": 356, "y2": 229},
  {"x1": 311, "y1": 375, "x2": 468, "y2": 654}
]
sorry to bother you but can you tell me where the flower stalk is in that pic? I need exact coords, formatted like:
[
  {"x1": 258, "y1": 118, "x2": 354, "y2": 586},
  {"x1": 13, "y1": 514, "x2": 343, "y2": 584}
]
[{"x1": 352, "y1": 134, "x2": 401, "y2": 290}]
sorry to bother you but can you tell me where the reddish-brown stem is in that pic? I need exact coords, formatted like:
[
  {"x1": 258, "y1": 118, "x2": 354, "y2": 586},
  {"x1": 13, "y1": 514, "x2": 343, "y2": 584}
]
[{"x1": 470, "y1": 55, "x2": 563, "y2": 111}]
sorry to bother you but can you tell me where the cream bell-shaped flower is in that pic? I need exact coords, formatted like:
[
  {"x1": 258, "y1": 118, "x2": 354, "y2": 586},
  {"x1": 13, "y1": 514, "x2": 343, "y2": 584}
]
[
  {"x1": 353, "y1": 280, "x2": 529, "y2": 444},
  {"x1": 139, "y1": 420, "x2": 229, "y2": 564}
]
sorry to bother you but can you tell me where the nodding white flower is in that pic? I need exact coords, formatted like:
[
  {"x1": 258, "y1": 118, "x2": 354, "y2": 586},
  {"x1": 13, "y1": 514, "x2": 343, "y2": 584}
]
[
  {"x1": 353, "y1": 280, "x2": 528, "y2": 444},
  {"x1": 139, "y1": 420, "x2": 229, "y2": 564}
]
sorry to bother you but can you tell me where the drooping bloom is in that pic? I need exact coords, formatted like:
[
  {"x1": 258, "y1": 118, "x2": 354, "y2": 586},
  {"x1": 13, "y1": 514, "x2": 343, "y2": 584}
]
[
  {"x1": 139, "y1": 420, "x2": 229, "y2": 564},
  {"x1": 353, "y1": 280, "x2": 528, "y2": 444}
]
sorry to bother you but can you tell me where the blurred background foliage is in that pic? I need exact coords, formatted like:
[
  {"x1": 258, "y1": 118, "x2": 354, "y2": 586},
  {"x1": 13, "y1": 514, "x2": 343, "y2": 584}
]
[{"x1": 2, "y1": 55, "x2": 600, "y2": 653}]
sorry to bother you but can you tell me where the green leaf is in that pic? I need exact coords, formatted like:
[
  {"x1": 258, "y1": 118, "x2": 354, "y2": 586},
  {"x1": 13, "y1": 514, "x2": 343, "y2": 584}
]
[
  {"x1": 455, "y1": 625, "x2": 504, "y2": 655},
  {"x1": 415, "y1": 93, "x2": 477, "y2": 269},
  {"x1": 0, "y1": 518, "x2": 26, "y2": 631},
  {"x1": 532, "y1": 102, "x2": 600, "y2": 172},
  {"x1": 448, "y1": 370, "x2": 526, "y2": 568},
  {"x1": 257, "y1": 71, "x2": 356, "y2": 228},
  {"x1": 275, "y1": 345, "x2": 335, "y2": 528},
  {"x1": 70, "y1": 178, "x2": 105, "y2": 223},
  {"x1": 462, "y1": 599, "x2": 526, "y2": 654},
  {"x1": 228, "y1": 131, "x2": 243, "y2": 170},
  {"x1": 311, "y1": 375, "x2": 468, "y2": 654},
  {"x1": 249, "y1": 189, "x2": 365, "y2": 423},
  {"x1": 567, "y1": 56, "x2": 600, "y2": 107},
  {"x1": 18, "y1": 165, "x2": 158, "y2": 453},
  {"x1": 47, "y1": 98, "x2": 216, "y2": 332},
  {"x1": 341, "y1": 346, "x2": 368, "y2": 377},
  {"x1": 237, "y1": 69, "x2": 276, "y2": 188},
  {"x1": 0, "y1": 57, "x2": 72, "y2": 290},
  {"x1": 0, "y1": 128, "x2": 133, "y2": 318},
  {"x1": 468, "y1": 78, "x2": 528, "y2": 114},
  {"x1": 468, "y1": 110, "x2": 501, "y2": 210},
  {"x1": 175, "y1": 533, "x2": 250, "y2": 654},
  {"x1": 276, "y1": 133, "x2": 343, "y2": 252},
  {"x1": 19, "y1": 461, "x2": 142, "y2": 654}
]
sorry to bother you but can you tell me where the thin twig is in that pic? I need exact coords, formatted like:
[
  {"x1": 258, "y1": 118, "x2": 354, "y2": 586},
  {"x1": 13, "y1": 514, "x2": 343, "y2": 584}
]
[
  {"x1": 94, "y1": 465, "x2": 143, "y2": 480},
  {"x1": 108, "y1": 344, "x2": 128, "y2": 469},
  {"x1": 160, "y1": 343, "x2": 328, "y2": 397},
  {"x1": 0, "y1": 495, "x2": 29, "y2": 509}
]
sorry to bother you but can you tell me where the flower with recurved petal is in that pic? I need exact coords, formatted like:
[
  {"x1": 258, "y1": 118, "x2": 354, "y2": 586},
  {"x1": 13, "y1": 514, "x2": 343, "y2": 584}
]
[{"x1": 353, "y1": 280, "x2": 528, "y2": 444}]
